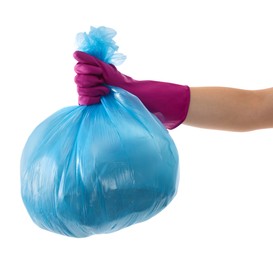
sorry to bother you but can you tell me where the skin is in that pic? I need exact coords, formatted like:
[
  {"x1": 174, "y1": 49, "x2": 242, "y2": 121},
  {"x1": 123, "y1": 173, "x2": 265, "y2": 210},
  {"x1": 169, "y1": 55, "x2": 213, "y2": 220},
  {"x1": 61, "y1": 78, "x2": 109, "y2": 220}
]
[{"x1": 184, "y1": 87, "x2": 273, "y2": 132}]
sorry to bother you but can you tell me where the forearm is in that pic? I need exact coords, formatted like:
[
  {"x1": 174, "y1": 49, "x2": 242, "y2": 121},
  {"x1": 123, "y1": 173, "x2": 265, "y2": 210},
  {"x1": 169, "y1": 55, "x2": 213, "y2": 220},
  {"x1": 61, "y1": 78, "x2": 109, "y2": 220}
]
[{"x1": 184, "y1": 87, "x2": 273, "y2": 131}]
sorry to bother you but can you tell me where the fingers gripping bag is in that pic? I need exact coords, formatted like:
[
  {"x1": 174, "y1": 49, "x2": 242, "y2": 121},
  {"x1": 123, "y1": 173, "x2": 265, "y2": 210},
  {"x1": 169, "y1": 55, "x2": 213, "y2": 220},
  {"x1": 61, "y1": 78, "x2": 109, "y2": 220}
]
[{"x1": 20, "y1": 26, "x2": 180, "y2": 238}]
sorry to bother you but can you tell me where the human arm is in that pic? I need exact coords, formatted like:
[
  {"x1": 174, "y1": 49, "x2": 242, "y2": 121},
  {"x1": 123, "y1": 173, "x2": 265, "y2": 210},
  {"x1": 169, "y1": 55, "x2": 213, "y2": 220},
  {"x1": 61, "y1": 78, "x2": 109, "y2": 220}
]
[
  {"x1": 73, "y1": 51, "x2": 273, "y2": 132},
  {"x1": 184, "y1": 87, "x2": 273, "y2": 131}
]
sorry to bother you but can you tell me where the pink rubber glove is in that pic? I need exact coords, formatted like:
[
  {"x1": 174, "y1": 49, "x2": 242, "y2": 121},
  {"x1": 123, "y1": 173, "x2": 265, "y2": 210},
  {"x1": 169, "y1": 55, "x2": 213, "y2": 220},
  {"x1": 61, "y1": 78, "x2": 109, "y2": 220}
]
[{"x1": 74, "y1": 51, "x2": 190, "y2": 129}]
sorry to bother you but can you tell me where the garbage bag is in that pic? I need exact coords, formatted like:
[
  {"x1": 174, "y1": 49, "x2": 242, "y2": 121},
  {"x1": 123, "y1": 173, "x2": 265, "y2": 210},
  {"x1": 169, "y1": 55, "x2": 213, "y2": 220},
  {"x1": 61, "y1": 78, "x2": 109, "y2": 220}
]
[{"x1": 20, "y1": 26, "x2": 179, "y2": 237}]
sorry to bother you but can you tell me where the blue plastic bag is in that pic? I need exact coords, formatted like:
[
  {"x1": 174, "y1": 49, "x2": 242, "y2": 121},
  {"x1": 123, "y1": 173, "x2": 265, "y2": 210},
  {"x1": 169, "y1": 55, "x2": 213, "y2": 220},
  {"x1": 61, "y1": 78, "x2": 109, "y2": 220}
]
[{"x1": 20, "y1": 26, "x2": 179, "y2": 237}]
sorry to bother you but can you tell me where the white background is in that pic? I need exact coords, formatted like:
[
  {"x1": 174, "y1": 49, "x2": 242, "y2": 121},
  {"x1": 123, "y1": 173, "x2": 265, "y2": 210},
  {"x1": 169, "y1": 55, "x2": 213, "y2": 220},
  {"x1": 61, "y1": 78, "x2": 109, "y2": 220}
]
[{"x1": 1, "y1": 0, "x2": 273, "y2": 259}]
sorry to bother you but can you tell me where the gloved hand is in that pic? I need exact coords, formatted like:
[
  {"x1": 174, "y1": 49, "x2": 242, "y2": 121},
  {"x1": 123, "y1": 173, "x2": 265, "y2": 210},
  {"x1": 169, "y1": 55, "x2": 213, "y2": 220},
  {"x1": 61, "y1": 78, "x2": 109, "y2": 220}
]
[
  {"x1": 74, "y1": 51, "x2": 190, "y2": 129},
  {"x1": 75, "y1": 68, "x2": 111, "y2": 105}
]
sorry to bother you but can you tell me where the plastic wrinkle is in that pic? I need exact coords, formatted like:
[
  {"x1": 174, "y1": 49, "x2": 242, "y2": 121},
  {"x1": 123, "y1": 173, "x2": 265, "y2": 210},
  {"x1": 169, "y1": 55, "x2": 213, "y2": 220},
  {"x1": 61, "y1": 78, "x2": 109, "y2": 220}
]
[{"x1": 76, "y1": 26, "x2": 126, "y2": 66}]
